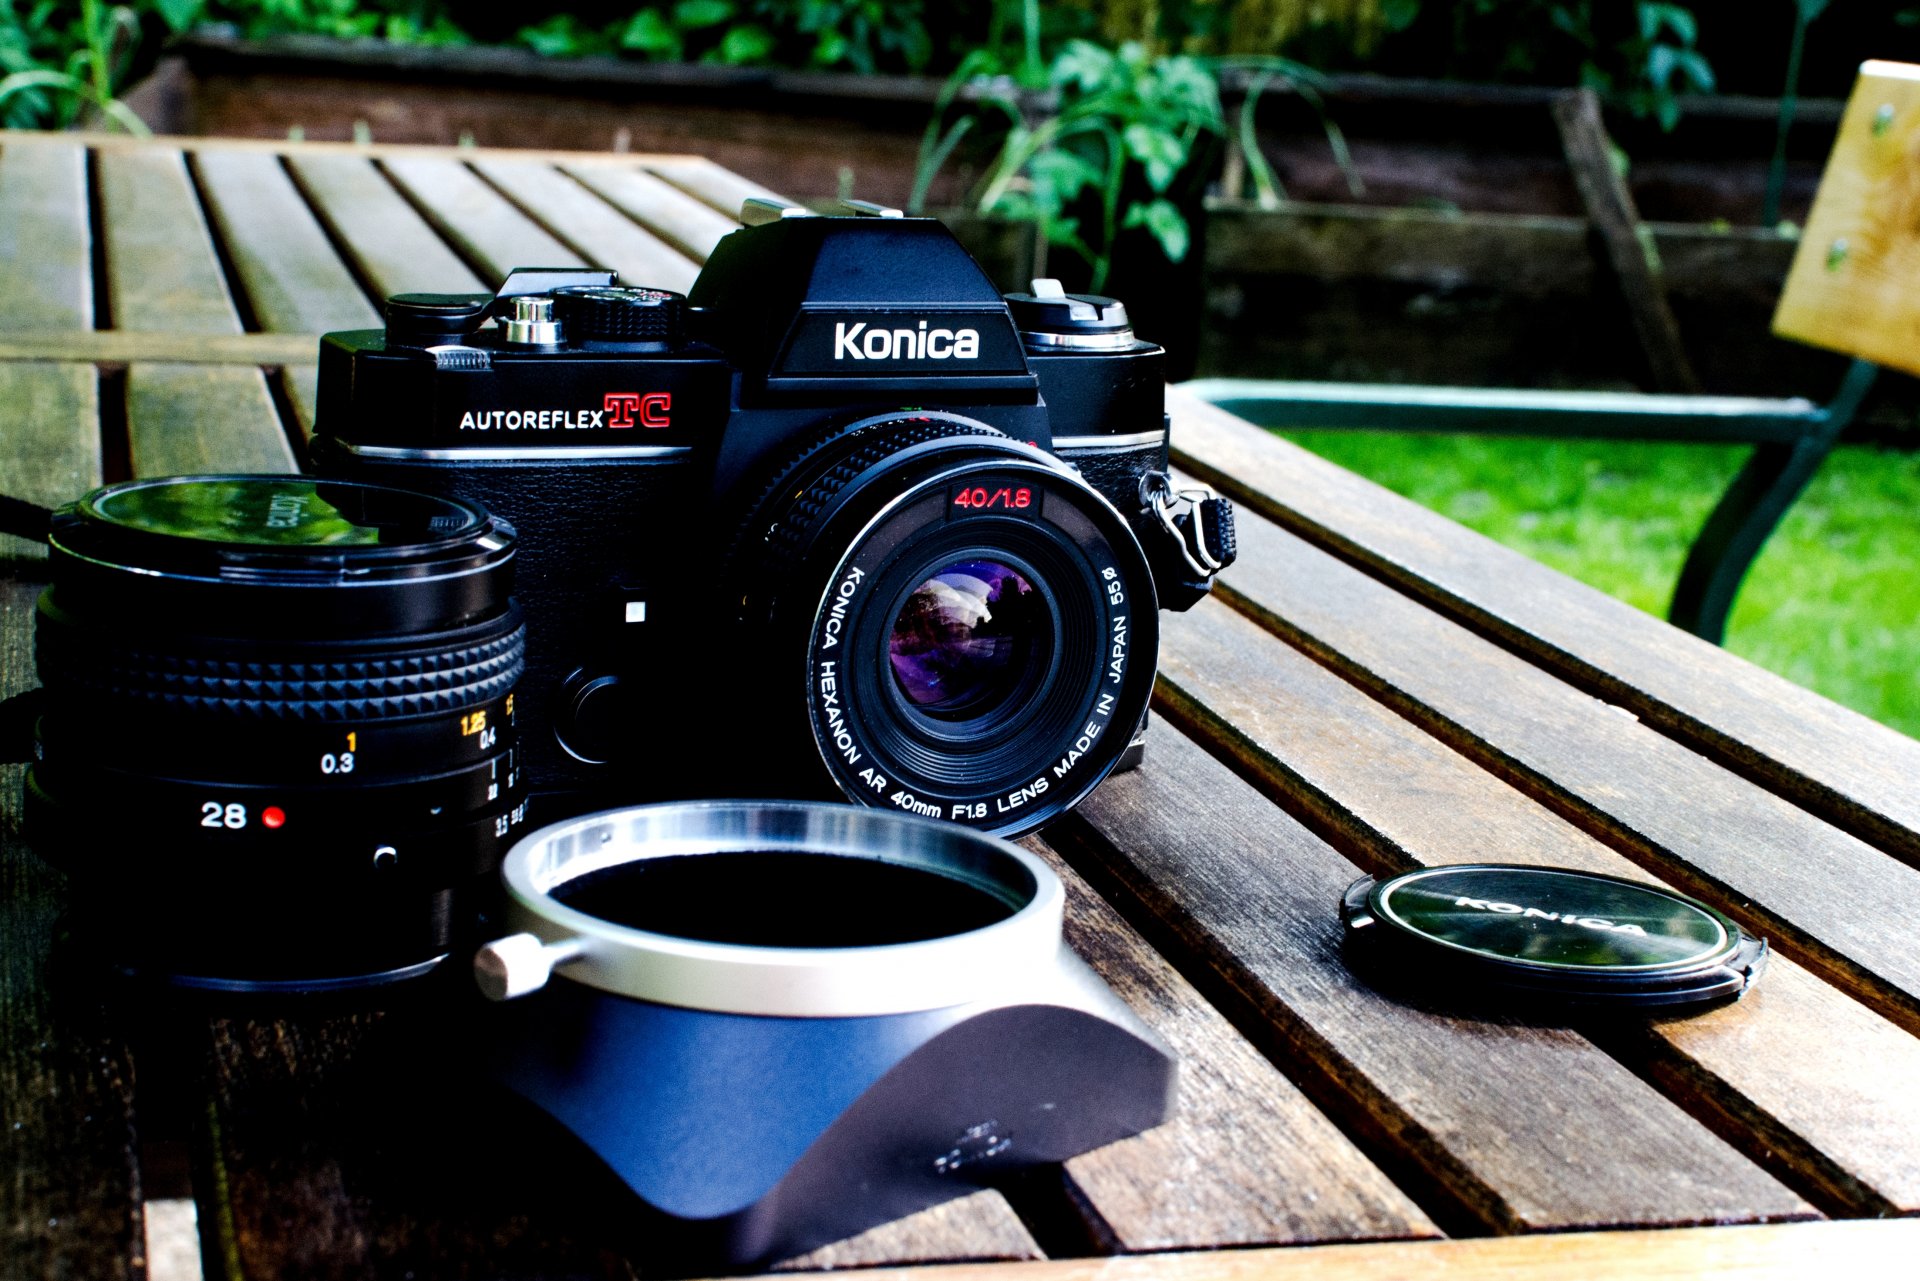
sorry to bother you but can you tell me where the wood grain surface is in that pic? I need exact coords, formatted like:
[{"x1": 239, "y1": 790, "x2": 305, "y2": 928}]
[
  {"x1": 1054, "y1": 726, "x2": 1810, "y2": 1233},
  {"x1": 191, "y1": 148, "x2": 380, "y2": 434},
  {"x1": 564, "y1": 164, "x2": 742, "y2": 262},
  {"x1": 471, "y1": 160, "x2": 702, "y2": 294},
  {"x1": 1149, "y1": 547, "x2": 1920, "y2": 1215},
  {"x1": 286, "y1": 152, "x2": 486, "y2": 298},
  {"x1": 648, "y1": 157, "x2": 789, "y2": 220},
  {"x1": 1167, "y1": 386, "x2": 1920, "y2": 868},
  {"x1": 766, "y1": 1219, "x2": 1920, "y2": 1281},
  {"x1": 191, "y1": 149, "x2": 380, "y2": 336},
  {"x1": 1192, "y1": 495, "x2": 1920, "y2": 1036},
  {"x1": 1027, "y1": 839, "x2": 1437, "y2": 1252},
  {"x1": 380, "y1": 154, "x2": 581, "y2": 286},
  {"x1": 95, "y1": 147, "x2": 292, "y2": 478},
  {"x1": 0, "y1": 143, "x2": 91, "y2": 327},
  {"x1": 0, "y1": 144, "x2": 96, "y2": 563},
  {"x1": 1773, "y1": 62, "x2": 1920, "y2": 376},
  {"x1": 1551, "y1": 87, "x2": 1698, "y2": 394},
  {"x1": 0, "y1": 578, "x2": 144, "y2": 1281}
]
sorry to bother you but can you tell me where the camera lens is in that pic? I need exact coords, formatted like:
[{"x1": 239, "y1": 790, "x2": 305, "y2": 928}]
[
  {"x1": 887, "y1": 559, "x2": 1049, "y2": 723},
  {"x1": 729, "y1": 413, "x2": 1159, "y2": 837},
  {"x1": 25, "y1": 475, "x2": 528, "y2": 993}
]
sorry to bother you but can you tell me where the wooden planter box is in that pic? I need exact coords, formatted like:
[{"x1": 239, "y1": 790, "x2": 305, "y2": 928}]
[{"x1": 127, "y1": 35, "x2": 1897, "y2": 421}]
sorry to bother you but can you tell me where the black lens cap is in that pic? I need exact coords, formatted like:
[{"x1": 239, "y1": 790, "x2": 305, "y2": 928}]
[{"x1": 1342, "y1": 864, "x2": 1767, "y2": 1014}]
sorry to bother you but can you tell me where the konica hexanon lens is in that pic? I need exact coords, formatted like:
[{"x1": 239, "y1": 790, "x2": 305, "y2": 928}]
[
  {"x1": 730, "y1": 412, "x2": 1160, "y2": 838},
  {"x1": 25, "y1": 476, "x2": 529, "y2": 992}
]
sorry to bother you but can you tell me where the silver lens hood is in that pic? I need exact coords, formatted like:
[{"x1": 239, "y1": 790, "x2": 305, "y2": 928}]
[{"x1": 481, "y1": 800, "x2": 1067, "y2": 1016}]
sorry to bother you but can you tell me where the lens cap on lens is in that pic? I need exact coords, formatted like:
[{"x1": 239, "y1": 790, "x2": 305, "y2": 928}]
[{"x1": 1342, "y1": 864, "x2": 1767, "y2": 1013}]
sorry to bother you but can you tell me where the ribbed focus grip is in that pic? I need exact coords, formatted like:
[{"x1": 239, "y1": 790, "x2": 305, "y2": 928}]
[
  {"x1": 552, "y1": 285, "x2": 686, "y2": 345},
  {"x1": 36, "y1": 604, "x2": 525, "y2": 722}
]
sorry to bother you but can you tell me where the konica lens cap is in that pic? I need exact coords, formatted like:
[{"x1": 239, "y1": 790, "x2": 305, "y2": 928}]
[{"x1": 1342, "y1": 864, "x2": 1767, "y2": 1013}]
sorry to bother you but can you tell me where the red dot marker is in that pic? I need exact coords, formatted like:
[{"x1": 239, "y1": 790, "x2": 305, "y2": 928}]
[{"x1": 262, "y1": 806, "x2": 287, "y2": 829}]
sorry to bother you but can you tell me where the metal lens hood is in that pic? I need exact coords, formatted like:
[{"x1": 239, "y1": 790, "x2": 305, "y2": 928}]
[{"x1": 474, "y1": 801, "x2": 1176, "y2": 1266}]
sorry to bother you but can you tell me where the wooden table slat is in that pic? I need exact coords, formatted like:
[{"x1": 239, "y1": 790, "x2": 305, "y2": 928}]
[
  {"x1": 471, "y1": 159, "x2": 702, "y2": 293},
  {"x1": 563, "y1": 163, "x2": 742, "y2": 262},
  {"x1": 285, "y1": 152, "x2": 487, "y2": 298},
  {"x1": 1192, "y1": 500, "x2": 1920, "y2": 1038},
  {"x1": 1029, "y1": 839, "x2": 1438, "y2": 1251},
  {"x1": 95, "y1": 148, "x2": 242, "y2": 336},
  {"x1": 125, "y1": 364, "x2": 295, "y2": 477},
  {"x1": 1152, "y1": 573, "x2": 1920, "y2": 1215},
  {"x1": 1166, "y1": 386, "x2": 1920, "y2": 868},
  {"x1": 192, "y1": 149, "x2": 384, "y2": 439},
  {"x1": 648, "y1": 156, "x2": 790, "y2": 220},
  {"x1": 0, "y1": 365, "x2": 99, "y2": 564},
  {"x1": 0, "y1": 142, "x2": 91, "y2": 328},
  {"x1": 774, "y1": 1195, "x2": 1044, "y2": 1272},
  {"x1": 772, "y1": 1218, "x2": 1920, "y2": 1281},
  {"x1": 1057, "y1": 727, "x2": 1813, "y2": 1233},
  {"x1": 96, "y1": 147, "x2": 295, "y2": 479},
  {"x1": 380, "y1": 154, "x2": 584, "y2": 287},
  {"x1": 0, "y1": 580, "x2": 144, "y2": 1281},
  {"x1": 0, "y1": 145, "x2": 96, "y2": 562},
  {"x1": 191, "y1": 149, "x2": 381, "y2": 336}
]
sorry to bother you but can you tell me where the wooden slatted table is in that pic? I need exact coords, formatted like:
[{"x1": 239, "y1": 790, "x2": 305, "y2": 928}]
[{"x1": 3, "y1": 130, "x2": 1919, "y2": 1280}]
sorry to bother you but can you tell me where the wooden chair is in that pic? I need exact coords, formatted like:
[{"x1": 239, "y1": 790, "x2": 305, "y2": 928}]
[{"x1": 1184, "y1": 60, "x2": 1920, "y2": 645}]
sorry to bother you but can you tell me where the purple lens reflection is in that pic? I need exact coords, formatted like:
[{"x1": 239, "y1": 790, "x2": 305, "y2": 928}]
[{"x1": 889, "y1": 559, "x2": 1047, "y2": 719}]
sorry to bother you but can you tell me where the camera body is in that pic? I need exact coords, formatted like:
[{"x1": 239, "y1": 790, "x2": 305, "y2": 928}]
[{"x1": 314, "y1": 201, "x2": 1228, "y2": 837}]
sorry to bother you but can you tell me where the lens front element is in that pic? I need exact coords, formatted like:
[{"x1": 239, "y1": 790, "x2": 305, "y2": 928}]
[{"x1": 888, "y1": 559, "x2": 1049, "y2": 722}]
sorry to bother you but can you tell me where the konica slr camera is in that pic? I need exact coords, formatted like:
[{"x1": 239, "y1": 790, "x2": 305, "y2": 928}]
[{"x1": 313, "y1": 198, "x2": 1233, "y2": 838}]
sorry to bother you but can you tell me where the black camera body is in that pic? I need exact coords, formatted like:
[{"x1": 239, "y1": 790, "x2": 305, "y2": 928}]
[{"x1": 314, "y1": 201, "x2": 1229, "y2": 837}]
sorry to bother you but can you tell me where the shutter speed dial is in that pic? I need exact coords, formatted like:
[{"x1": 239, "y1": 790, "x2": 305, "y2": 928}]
[{"x1": 552, "y1": 286, "x2": 688, "y2": 348}]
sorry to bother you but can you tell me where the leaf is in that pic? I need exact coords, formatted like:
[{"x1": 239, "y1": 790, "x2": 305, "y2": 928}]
[
  {"x1": 811, "y1": 29, "x2": 848, "y2": 67},
  {"x1": 718, "y1": 24, "x2": 775, "y2": 65},
  {"x1": 154, "y1": 0, "x2": 203, "y2": 35},
  {"x1": 673, "y1": 0, "x2": 735, "y2": 29},
  {"x1": 1646, "y1": 43, "x2": 1677, "y2": 89},
  {"x1": 1122, "y1": 122, "x2": 1185, "y2": 192},
  {"x1": 1381, "y1": 0, "x2": 1421, "y2": 31},
  {"x1": 1052, "y1": 40, "x2": 1114, "y2": 94},
  {"x1": 1675, "y1": 48, "x2": 1715, "y2": 92},
  {"x1": 621, "y1": 10, "x2": 681, "y2": 58},
  {"x1": 1123, "y1": 198, "x2": 1189, "y2": 263},
  {"x1": 1638, "y1": 3, "x2": 1695, "y2": 44},
  {"x1": 1028, "y1": 147, "x2": 1101, "y2": 210}
]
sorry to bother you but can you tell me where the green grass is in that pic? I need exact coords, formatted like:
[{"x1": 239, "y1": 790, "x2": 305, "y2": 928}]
[{"x1": 1277, "y1": 431, "x2": 1920, "y2": 740}]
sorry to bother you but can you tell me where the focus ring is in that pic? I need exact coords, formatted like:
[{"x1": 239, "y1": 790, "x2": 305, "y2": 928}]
[{"x1": 38, "y1": 616, "x2": 526, "y2": 722}]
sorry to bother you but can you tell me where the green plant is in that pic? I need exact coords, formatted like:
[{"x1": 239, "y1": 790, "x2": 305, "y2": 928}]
[
  {"x1": 913, "y1": 0, "x2": 1357, "y2": 289},
  {"x1": 917, "y1": 34, "x2": 1225, "y2": 289},
  {"x1": 1368, "y1": 1, "x2": 1714, "y2": 128},
  {"x1": 0, "y1": 0, "x2": 154, "y2": 132}
]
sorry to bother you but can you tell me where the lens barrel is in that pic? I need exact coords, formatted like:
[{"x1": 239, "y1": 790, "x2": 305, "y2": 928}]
[
  {"x1": 26, "y1": 476, "x2": 529, "y2": 993},
  {"x1": 730, "y1": 414, "x2": 1159, "y2": 837}
]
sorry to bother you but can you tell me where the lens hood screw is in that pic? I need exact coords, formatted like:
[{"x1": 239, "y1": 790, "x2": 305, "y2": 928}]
[{"x1": 474, "y1": 931, "x2": 586, "y2": 1001}]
